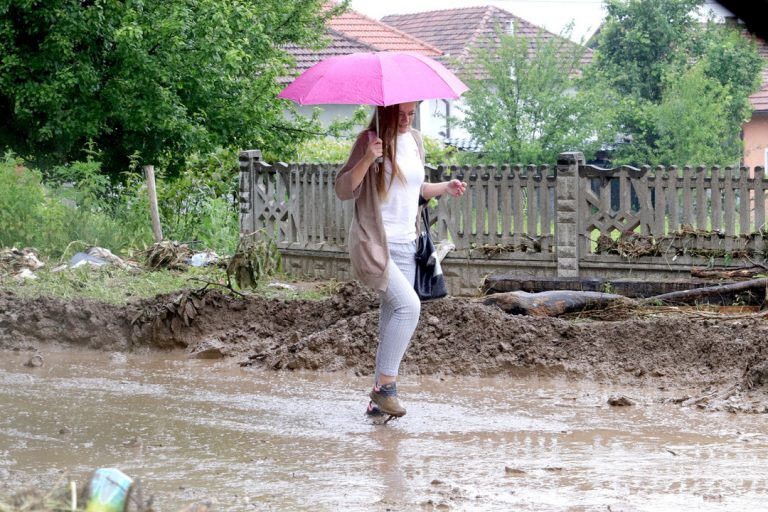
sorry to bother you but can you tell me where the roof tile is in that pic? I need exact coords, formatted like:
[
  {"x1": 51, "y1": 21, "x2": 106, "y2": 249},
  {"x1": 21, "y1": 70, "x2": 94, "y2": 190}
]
[
  {"x1": 280, "y1": 5, "x2": 443, "y2": 83},
  {"x1": 382, "y1": 5, "x2": 593, "y2": 73},
  {"x1": 280, "y1": 29, "x2": 375, "y2": 83},
  {"x1": 328, "y1": 9, "x2": 442, "y2": 56}
]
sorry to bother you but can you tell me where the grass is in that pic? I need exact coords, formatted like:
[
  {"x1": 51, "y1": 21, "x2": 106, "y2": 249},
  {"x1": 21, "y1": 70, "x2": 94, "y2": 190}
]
[{"x1": 0, "y1": 262, "x2": 338, "y2": 304}]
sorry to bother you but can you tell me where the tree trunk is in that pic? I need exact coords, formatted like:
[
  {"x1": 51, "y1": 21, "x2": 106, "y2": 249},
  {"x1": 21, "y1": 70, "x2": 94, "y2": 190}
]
[
  {"x1": 483, "y1": 290, "x2": 637, "y2": 317},
  {"x1": 641, "y1": 278, "x2": 768, "y2": 306},
  {"x1": 690, "y1": 266, "x2": 766, "y2": 279}
]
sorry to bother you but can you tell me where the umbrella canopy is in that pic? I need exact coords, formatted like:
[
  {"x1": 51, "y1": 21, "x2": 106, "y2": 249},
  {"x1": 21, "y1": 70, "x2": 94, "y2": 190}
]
[{"x1": 278, "y1": 51, "x2": 468, "y2": 106}]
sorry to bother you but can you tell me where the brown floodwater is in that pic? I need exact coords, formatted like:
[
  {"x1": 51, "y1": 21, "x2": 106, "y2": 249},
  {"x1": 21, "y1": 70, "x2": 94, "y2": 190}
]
[{"x1": 1, "y1": 349, "x2": 767, "y2": 511}]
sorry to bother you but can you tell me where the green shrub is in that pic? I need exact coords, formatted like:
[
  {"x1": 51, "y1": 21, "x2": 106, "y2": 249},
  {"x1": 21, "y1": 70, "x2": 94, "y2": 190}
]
[
  {"x1": 423, "y1": 135, "x2": 461, "y2": 166},
  {"x1": 293, "y1": 136, "x2": 355, "y2": 164},
  {"x1": 1, "y1": 153, "x2": 152, "y2": 258},
  {"x1": 0, "y1": 154, "x2": 47, "y2": 249},
  {"x1": 2, "y1": 145, "x2": 241, "y2": 259}
]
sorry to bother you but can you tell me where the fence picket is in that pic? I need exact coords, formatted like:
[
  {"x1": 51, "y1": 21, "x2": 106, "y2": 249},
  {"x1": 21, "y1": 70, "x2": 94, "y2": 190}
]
[
  {"x1": 511, "y1": 165, "x2": 523, "y2": 248},
  {"x1": 240, "y1": 153, "x2": 768, "y2": 277},
  {"x1": 488, "y1": 165, "x2": 499, "y2": 240},
  {"x1": 739, "y1": 166, "x2": 751, "y2": 234},
  {"x1": 755, "y1": 167, "x2": 766, "y2": 233},
  {"x1": 711, "y1": 166, "x2": 722, "y2": 232}
]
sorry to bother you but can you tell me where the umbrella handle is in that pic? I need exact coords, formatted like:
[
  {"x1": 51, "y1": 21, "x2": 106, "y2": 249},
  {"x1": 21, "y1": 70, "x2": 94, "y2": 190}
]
[{"x1": 375, "y1": 109, "x2": 383, "y2": 164}]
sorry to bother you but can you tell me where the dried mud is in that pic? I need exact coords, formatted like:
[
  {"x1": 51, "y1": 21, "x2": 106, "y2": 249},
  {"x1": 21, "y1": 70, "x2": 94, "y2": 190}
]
[{"x1": 2, "y1": 283, "x2": 768, "y2": 413}]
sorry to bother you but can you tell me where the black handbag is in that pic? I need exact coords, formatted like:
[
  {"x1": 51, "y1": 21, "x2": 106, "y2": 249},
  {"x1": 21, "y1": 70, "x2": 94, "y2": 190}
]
[{"x1": 414, "y1": 206, "x2": 448, "y2": 301}]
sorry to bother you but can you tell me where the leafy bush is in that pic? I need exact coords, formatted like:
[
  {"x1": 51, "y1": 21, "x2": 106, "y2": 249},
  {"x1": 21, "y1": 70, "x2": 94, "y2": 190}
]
[
  {"x1": 293, "y1": 136, "x2": 355, "y2": 164},
  {"x1": 0, "y1": 154, "x2": 47, "y2": 249},
  {"x1": 0, "y1": 153, "x2": 150, "y2": 258},
  {"x1": 155, "y1": 154, "x2": 239, "y2": 255},
  {"x1": 423, "y1": 135, "x2": 461, "y2": 166},
  {"x1": 0, "y1": 144, "x2": 261, "y2": 260}
]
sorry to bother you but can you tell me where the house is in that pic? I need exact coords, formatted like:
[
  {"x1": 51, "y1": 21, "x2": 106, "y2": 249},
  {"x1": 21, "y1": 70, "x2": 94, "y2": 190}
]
[
  {"x1": 281, "y1": 5, "x2": 592, "y2": 151},
  {"x1": 743, "y1": 37, "x2": 768, "y2": 171},
  {"x1": 382, "y1": 6, "x2": 593, "y2": 144},
  {"x1": 281, "y1": 7, "x2": 442, "y2": 132}
]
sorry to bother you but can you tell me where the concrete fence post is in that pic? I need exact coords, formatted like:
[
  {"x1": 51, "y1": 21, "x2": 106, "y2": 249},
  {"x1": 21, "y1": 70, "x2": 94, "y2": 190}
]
[
  {"x1": 239, "y1": 149, "x2": 261, "y2": 236},
  {"x1": 555, "y1": 151, "x2": 584, "y2": 277}
]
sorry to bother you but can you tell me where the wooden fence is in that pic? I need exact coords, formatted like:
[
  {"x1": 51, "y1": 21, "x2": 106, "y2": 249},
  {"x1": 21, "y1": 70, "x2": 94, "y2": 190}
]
[{"x1": 239, "y1": 150, "x2": 768, "y2": 294}]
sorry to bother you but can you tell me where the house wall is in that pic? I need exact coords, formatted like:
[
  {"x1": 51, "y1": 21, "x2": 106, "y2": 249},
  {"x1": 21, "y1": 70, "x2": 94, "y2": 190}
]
[
  {"x1": 293, "y1": 102, "x2": 472, "y2": 143},
  {"x1": 295, "y1": 104, "x2": 362, "y2": 128},
  {"x1": 744, "y1": 112, "x2": 768, "y2": 170},
  {"x1": 418, "y1": 99, "x2": 471, "y2": 141}
]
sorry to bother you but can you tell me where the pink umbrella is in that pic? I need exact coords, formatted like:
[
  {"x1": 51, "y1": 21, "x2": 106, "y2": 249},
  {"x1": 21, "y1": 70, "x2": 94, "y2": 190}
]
[{"x1": 278, "y1": 51, "x2": 468, "y2": 107}]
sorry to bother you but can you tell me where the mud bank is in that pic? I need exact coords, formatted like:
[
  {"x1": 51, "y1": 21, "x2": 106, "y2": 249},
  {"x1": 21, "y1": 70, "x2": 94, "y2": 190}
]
[{"x1": 2, "y1": 283, "x2": 768, "y2": 412}]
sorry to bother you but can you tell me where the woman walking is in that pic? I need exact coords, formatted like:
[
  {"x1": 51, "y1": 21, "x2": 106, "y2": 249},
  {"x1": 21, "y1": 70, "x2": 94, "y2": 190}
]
[{"x1": 335, "y1": 102, "x2": 466, "y2": 418}]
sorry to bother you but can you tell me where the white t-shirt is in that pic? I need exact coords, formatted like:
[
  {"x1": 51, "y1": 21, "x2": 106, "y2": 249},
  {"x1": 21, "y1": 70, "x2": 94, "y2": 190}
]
[{"x1": 380, "y1": 131, "x2": 424, "y2": 243}]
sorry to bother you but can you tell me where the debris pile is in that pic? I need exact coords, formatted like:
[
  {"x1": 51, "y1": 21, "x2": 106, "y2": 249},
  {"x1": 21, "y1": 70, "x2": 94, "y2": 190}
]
[
  {"x1": 225, "y1": 232, "x2": 282, "y2": 289},
  {"x1": 52, "y1": 247, "x2": 139, "y2": 272},
  {"x1": 144, "y1": 241, "x2": 193, "y2": 270},
  {"x1": 0, "y1": 247, "x2": 44, "y2": 281},
  {"x1": 143, "y1": 241, "x2": 222, "y2": 271}
]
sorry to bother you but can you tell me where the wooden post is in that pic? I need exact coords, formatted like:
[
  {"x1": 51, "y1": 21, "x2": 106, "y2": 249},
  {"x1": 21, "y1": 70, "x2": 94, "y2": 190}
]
[{"x1": 144, "y1": 165, "x2": 163, "y2": 242}]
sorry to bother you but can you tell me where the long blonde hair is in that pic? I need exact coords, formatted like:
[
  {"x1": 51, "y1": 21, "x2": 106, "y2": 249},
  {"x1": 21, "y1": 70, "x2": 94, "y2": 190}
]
[{"x1": 365, "y1": 105, "x2": 403, "y2": 198}]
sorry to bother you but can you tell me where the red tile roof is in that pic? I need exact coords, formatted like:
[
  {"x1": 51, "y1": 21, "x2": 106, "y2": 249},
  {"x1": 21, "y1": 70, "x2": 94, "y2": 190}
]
[
  {"x1": 328, "y1": 9, "x2": 442, "y2": 56},
  {"x1": 280, "y1": 5, "x2": 443, "y2": 84},
  {"x1": 280, "y1": 29, "x2": 376, "y2": 84},
  {"x1": 382, "y1": 6, "x2": 593, "y2": 73}
]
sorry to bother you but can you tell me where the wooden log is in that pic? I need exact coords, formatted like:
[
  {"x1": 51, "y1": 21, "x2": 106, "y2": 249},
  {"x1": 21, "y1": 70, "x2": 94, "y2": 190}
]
[
  {"x1": 483, "y1": 290, "x2": 637, "y2": 317},
  {"x1": 642, "y1": 278, "x2": 768, "y2": 305},
  {"x1": 690, "y1": 265, "x2": 766, "y2": 280}
]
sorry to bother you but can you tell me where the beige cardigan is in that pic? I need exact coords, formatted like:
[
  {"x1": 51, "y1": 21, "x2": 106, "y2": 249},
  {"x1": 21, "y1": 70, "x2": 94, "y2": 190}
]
[{"x1": 335, "y1": 128, "x2": 426, "y2": 291}]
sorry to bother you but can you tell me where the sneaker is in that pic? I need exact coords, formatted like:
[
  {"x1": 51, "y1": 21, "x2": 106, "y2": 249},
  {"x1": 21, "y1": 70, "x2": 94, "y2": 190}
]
[
  {"x1": 365, "y1": 400, "x2": 385, "y2": 417},
  {"x1": 369, "y1": 382, "x2": 406, "y2": 417}
]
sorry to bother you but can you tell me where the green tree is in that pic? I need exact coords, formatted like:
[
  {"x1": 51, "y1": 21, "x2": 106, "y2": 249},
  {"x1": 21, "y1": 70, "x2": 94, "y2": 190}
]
[
  {"x1": 459, "y1": 23, "x2": 618, "y2": 164},
  {"x1": 0, "y1": 0, "x2": 345, "y2": 172},
  {"x1": 653, "y1": 62, "x2": 734, "y2": 165},
  {"x1": 595, "y1": 0, "x2": 705, "y2": 102},
  {"x1": 695, "y1": 20, "x2": 764, "y2": 151},
  {"x1": 590, "y1": 0, "x2": 763, "y2": 165}
]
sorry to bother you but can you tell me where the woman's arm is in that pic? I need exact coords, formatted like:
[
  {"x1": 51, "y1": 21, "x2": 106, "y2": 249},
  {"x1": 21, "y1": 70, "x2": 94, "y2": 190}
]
[
  {"x1": 335, "y1": 132, "x2": 383, "y2": 201},
  {"x1": 421, "y1": 179, "x2": 466, "y2": 200}
]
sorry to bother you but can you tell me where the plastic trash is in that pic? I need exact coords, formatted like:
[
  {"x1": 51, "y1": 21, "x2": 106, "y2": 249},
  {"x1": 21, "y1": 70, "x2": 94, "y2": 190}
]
[
  {"x1": 70, "y1": 252, "x2": 111, "y2": 268},
  {"x1": 84, "y1": 468, "x2": 133, "y2": 512},
  {"x1": 435, "y1": 240, "x2": 455, "y2": 263},
  {"x1": 188, "y1": 251, "x2": 219, "y2": 267},
  {"x1": 14, "y1": 268, "x2": 38, "y2": 280},
  {"x1": 87, "y1": 247, "x2": 126, "y2": 266},
  {"x1": 267, "y1": 282, "x2": 296, "y2": 290}
]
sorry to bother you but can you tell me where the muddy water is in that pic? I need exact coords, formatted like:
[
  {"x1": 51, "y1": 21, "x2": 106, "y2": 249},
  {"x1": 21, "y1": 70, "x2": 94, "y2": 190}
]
[{"x1": 1, "y1": 350, "x2": 767, "y2": 511}]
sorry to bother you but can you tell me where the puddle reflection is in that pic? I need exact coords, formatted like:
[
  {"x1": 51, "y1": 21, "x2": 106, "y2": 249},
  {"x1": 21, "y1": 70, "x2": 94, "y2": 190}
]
[{"x1": 1, "y1": 349, "x2": 767, "y2": 511}]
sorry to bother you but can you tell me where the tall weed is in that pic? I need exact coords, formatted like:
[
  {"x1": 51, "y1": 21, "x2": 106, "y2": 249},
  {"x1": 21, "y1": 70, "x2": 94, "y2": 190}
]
[
  {"x1": 1, "y1": 145, "x2": 241, "y2": 259},
  {"x1": 0, "y1": 154, "x2": 46, "y2": 249}
]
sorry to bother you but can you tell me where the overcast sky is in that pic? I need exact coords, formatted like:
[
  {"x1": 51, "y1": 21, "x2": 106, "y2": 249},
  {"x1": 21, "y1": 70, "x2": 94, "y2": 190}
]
[{"x1": 349, "y1": 0, "x2": 734, "y2": 43}]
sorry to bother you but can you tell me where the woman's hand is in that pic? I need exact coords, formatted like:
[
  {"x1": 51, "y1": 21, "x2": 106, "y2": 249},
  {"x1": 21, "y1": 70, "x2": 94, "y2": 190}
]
[
  {"x1": 444, "y1": 179, "x2": 466, "y2": 197},
  {"x1": 420, "y1": 179, "x2": 467, "y2": 201},
  {"x1": 365, "y1": 136, "x2": 383, "y2": 162}
]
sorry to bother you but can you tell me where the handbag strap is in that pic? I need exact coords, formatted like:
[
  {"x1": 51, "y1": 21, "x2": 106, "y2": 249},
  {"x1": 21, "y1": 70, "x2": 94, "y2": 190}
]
[{"x1": 420, "y1": 205, "x2": 432, "y2": 235}]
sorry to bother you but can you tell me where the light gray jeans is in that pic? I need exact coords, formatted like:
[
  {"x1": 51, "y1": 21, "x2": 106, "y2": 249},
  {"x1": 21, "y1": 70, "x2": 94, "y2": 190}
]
[{"x1": 375, "y1": 240, "x2": 421, "y2": 384}]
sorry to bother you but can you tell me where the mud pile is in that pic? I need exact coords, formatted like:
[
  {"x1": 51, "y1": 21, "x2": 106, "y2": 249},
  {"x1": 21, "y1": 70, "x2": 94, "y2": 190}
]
[{"x1": 2, "y1": 282, "x2": 768, "y2": 411}]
